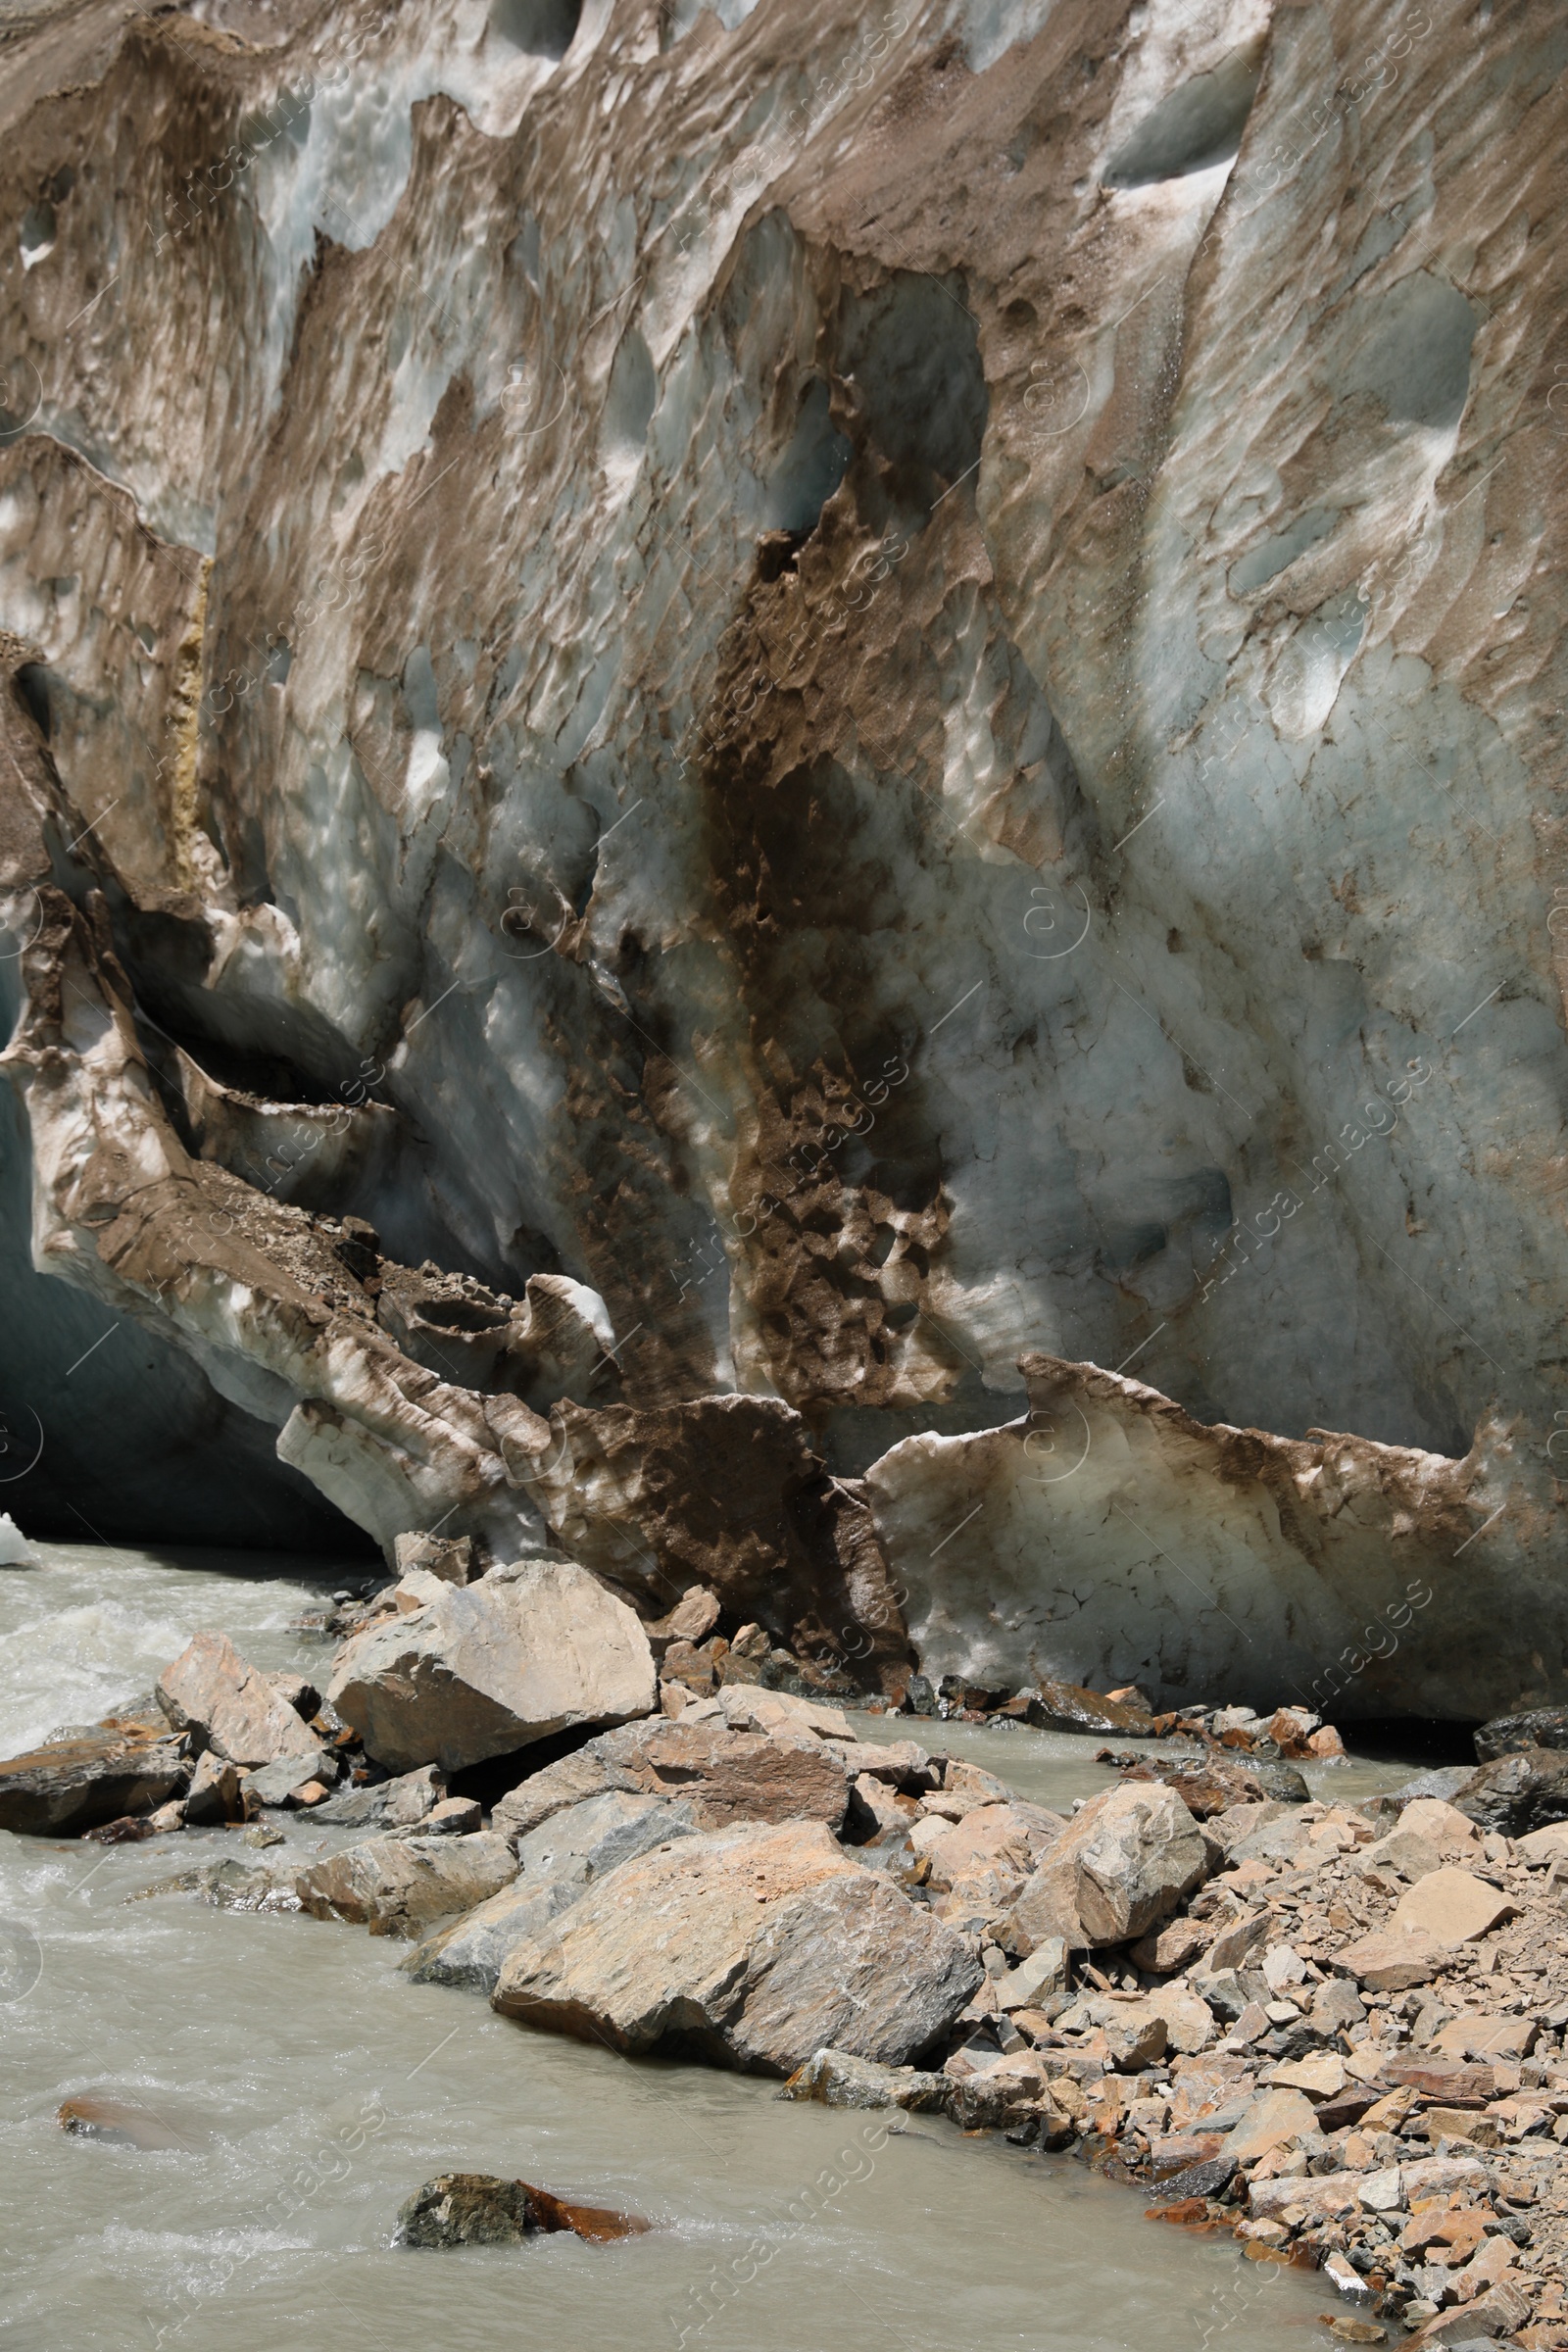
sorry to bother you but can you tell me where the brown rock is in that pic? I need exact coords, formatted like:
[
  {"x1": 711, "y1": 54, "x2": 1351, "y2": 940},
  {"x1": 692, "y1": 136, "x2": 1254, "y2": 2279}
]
[
  {"x1": 492, "y1": 1820, "x2": 981, "y2": 2074},
  {"x1": 660, "y1": 1638, "x2": 718, "y2": 1696},
  {"x1": 647, "y1": 1586, "x2": 722, "y2": 1651},
  {"x1": 917, "y1": 1801, "x2": 1060, "y2": 1890},
  {"x1": 1429, "y1": 2013, "x2": 1537, "y2": 2060},
  {"x1": 1407, "y1": 2281, "x2": 1529, "y2": 2344},
  {"x1": 1015, "y1": 1679, "x2": 1156, "y2": 1736},
  {"x1": 58, "y1": 2094, "x2": 195, "y2": 2150},
  {"x1": 492, "y1": 1714, "x2": 851, "y2": 1842},
  {"x1": 1418, "y1": 2107, "x2": 1499, "y2": 2146},
  {"x1": 394, "y1": 2172, "x2": 650, "y2": 2248},
  {"x1": 158, "y1": 1632, "x2": 320, "y2": 1767},
  {"x1": 182, "y1": 1749, "x2": 246, "y2": 1825},
  {"x1": 1384, "y1": 2058, "x2": 1497, "y2": 2104},
  {"x1": 391, "y1": 1532, "x2": 476, "y2": 1586},
  {"x1": 1225, "y1": 2086, "x2": 1319, "y2": 2164},
  {"x1": 1129, "y1": 1916, "x2": 1211, "y2": 1974},
  {"x1": 1332, "y1": 1928, "x2": 1452, "y2": 1990},
  {"x1": 0, "y1": 1726, "x2": 189, "y2": 1837}
]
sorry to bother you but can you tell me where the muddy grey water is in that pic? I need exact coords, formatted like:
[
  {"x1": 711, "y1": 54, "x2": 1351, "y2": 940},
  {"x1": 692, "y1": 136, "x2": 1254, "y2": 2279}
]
[{"x1": 1, "y1": 1544, "x2": 1415, "y2": 2352}]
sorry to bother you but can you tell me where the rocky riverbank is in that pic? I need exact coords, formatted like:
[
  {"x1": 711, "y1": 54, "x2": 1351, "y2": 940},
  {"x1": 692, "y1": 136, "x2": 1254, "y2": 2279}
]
[{"x1": 4, "y1": 1544, "x2": 1567, "y2": 2342}]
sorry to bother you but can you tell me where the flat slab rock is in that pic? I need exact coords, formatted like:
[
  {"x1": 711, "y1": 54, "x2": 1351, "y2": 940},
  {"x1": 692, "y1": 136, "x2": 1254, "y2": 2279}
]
[
  {"x1": 295, "y1": 1832, "x2": 516, "y2": 1936},
  {"x1": 158, "y1": 1632, "x2": 320, "y2": 1767},
  {"x1": 492, "y1": 1819, "x2": 982, "y2": 2074},
  {"x1": 491, "y1": 1711, "x2": 851, "y2": 1842},
  {"x1": 326, "y1": 1557, "x2": 657, "y2": 1774},
  {"x1": 406, "y1": 1789, "x2": 703, "y2": 1992},
  {"x1": 0, "y1": 1725, "x2": 188, "y2": 1836},
  {"x1": 312, "y1": 1765, "x2": 447, "y2": 1830},
  {"x1": 395, "y1": 2173, "x2": 651, "y2": 2248}
]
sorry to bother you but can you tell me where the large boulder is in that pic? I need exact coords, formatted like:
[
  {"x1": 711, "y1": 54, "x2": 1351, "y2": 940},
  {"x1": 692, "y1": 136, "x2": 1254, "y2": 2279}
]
[
  {"x1": 294, "y1": 1832, "x2": 517, "y2": 1935},
  {"x1": 157, "y1": 1632, "x2": 320, "y2": 1766},
  {"x1": 491, "y1": 1715, "x2": 851, "y2": 1843},
  {"x1": 1473, "y1": 1705, "x2": 1568, "y2": 1760},
  {"x1": 1005, "y1": 1783, "x2": 1209, "y2": 1952},
  {"x1": 492, "y1": 1821, "x2": 981, "y2": 2073},
  {"x1": 325, "y1": 1558, "x2": 657, "y2": 1773},
  {"x1": 1454, "y1": 1747, "x2": 1568, "y2": 1837},
  {"x1": 406, "y1": 1790, "x2": 702, "y2": 1991},
  {"x1": 0, "y1": 1724, "x2": 189, "y2": 1836}
]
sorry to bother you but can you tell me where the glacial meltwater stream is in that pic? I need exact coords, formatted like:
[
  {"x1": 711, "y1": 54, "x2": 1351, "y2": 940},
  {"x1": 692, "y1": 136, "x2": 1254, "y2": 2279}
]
[{"x1": 1, "y1": 1544, "x2": 1416, "y2": 2352}]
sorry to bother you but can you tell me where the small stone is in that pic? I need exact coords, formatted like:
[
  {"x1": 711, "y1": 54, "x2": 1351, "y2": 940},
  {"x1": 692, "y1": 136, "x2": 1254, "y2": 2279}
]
[
  {"x1": 1356, "y1": 2165, "x2": 1404, "y2": 2212},
  {"x1": 1321, "y1": 2320, "x2": 1385, "y2": 2342},
  {"x1": 1429, "y1": 2014, "x2": 1537, "y2": 2061},
  {"x1": 1261, "y1": 1941, "x2": 1306, "y2": 1989},
  {"x1": 995, "y1": 1937, "x2": 1067, "y2": 2013},
  {"x1": 241, "y1": 1823, "x2": 284, "y2": 1848},
  {"x1": 648, "y1": 1587, "x2": 722, "y2": 1649}
]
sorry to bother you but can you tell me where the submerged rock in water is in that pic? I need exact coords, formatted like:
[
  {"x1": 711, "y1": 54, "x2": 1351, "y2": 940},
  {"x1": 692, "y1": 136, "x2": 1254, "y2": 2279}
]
[
  {"x1": 133, "y1": 1857, "x2": 301, "y2": 1913},
  {"x1": 0, "y1": 1727, "x2": 189, "y2": 1837},
  {"x1": 157, "y1": 1633, "x2": 321, "y2": 1769},
  {"x1": 294, "y1": 1831, "x2": 517, "y2": 1935},
  {"x1": 776, "y1": 2047, "x2": 948, "y2": 2111},
  {"x1": 492, "y1": 1819, "x2": 980, "y2": 2074},
  {"x1": 326, "y1": 1558, "x2": 656, "y2": 1774},
  {"x1": 58, "y1": 2093, "x2": 196, "y2": 2150},
  {"x1": 1016, "y1": 1680, "x2": 1157, "y2": 1738},
  {"x1": 395, "y1": 2172, "x2": 651, "y2": 2248}
]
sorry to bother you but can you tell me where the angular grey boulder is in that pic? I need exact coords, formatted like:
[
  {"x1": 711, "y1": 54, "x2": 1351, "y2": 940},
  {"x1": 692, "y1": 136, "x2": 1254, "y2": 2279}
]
[
  {"x1": 775, "y1": 2047, "x2": 949, "y2": 2110},
  {"x1": 326, "y1": 1558, "x2": 657, "y2": 1773},
  {"x1": 492, "y1": 1819, "x2": 981, "y2": 2074},
  {"x1": 312, "y1": 1764, "x2": 447, "y2": 1830},
  {"x1": 294, "y1": 1831, "x2": 517, "y2": 1935},
  {"x1": 406, "y1": 1790, "x2": 701, "y2": 1991},
  {"x1": 158, "y1": 1632, "x2": 321, "y2": 1767},
  {"x1": 239, "y1": 1746, "x2": 341, "y2": 1808},
  {"x1": 1007, "y1": 1783, "x2": 1210, "y2": 1952}
]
